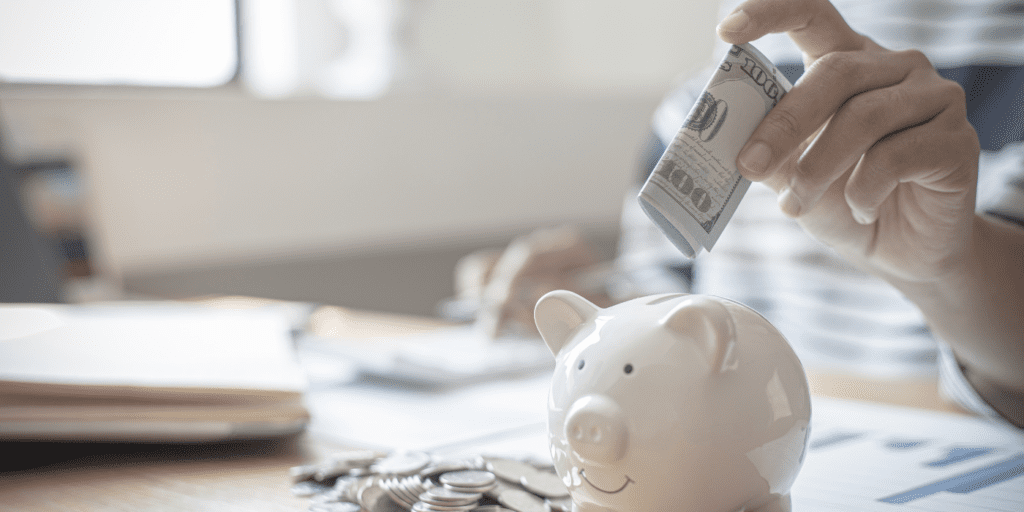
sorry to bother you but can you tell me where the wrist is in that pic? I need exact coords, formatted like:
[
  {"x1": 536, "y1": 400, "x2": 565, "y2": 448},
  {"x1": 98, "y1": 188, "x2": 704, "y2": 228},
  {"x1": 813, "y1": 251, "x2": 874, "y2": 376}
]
[
  {"x1": 962, "y1": 363, "x2": 1024, "y2": 429},
  {"x1": 880, "y1": 214, "x2": 982, "y2": 293},
  {"x1": 887, "y1": 214, "x2": 1024, "y2": 392}
]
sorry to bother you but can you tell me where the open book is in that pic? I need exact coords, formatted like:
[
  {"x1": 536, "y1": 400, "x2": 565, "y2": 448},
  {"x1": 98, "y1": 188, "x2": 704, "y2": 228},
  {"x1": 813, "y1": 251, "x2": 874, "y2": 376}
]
[{"x1": 0, "y1": 303, "x2": 308, "y2": 442}]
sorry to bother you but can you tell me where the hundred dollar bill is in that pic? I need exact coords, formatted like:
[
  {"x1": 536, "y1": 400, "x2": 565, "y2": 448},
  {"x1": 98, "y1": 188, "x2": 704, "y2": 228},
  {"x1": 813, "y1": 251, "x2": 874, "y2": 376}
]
[{"x1": 638, "y1": 43, "x2": 792, "y2": 258}]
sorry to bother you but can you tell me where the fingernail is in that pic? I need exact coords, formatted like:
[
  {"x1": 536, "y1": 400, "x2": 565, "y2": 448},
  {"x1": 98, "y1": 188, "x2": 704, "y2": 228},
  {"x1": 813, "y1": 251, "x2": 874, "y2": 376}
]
[
  {"x1": 852, "y1": 209, "x2": 873, "y2": 225},
  {"x1": 738, "y1": 142, "x2": 771, "y2": 177},
  {"x1": 778, "y1": 187, "x2": 802, "y2": 217},
  {"x1": 718, "y1": 10, "x2": 750, "y2": 34}
]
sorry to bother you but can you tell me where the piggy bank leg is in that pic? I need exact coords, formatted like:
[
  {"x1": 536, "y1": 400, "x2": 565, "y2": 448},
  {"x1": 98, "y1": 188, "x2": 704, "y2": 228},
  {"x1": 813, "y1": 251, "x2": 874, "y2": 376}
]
[{"x1": 748, "y1": 493, "x2": 791, "y2": 512}]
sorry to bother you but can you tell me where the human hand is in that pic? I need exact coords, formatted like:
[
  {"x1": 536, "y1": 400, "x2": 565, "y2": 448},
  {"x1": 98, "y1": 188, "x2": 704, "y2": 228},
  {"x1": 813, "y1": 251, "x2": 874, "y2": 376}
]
[
  {"x1": 717, "y1": 0, "x2": 980, "y2": 283},
  {"x1": 454, "y1": 226, "x2": 611, "y2": 338}
]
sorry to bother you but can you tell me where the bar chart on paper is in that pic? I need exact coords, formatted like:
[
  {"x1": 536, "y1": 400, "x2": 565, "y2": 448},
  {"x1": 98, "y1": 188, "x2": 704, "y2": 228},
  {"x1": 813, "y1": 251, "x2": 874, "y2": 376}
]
[{"x1": 794, "y1": 398, "x2": 1024, "y2": 511}]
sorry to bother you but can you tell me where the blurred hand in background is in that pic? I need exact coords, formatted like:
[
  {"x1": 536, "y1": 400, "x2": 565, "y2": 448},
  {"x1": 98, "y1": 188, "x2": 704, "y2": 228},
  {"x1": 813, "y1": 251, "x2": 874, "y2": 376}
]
[{"x1": 454, "y1": 226, "x2": 613, "y2": 337}]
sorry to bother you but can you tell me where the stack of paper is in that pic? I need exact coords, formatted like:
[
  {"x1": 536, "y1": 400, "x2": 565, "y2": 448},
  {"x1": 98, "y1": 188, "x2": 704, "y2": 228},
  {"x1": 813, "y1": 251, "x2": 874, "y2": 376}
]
[{"x1": 0, "y1": 303, "x2": 308, "y2": 442}]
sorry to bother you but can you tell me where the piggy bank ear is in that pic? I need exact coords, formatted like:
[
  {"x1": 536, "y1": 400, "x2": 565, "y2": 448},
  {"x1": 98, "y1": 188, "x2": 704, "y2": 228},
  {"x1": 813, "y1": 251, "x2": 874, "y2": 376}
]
[
  {"x1": 534, "y1": 290, "x2": 600, "y2": 356},
  {"x1": 660, "y1": 296, "x2": 737, "y2": 373}
]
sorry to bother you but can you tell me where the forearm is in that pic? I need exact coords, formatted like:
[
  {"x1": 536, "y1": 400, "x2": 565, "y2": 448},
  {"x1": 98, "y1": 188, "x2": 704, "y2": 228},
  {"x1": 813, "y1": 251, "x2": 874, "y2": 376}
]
[{"x1": 892, "y1": 214, "x2": 1024, "y2": 393}]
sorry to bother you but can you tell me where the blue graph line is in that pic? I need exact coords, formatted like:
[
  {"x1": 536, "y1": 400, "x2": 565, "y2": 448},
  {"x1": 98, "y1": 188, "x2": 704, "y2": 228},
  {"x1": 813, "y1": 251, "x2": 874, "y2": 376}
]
[
  {"x1": 926, "y1": 447, "x2": 995, "y2": 468},
  {"x1": 809, "y1": 432, "x2": 864, "y2": 450},
  {"x1": 878, "y1": 453, "x2": 1024, "y2": 504},
  {"x1": 886, "y1": 439, "x2": 928, "y2": 450}
]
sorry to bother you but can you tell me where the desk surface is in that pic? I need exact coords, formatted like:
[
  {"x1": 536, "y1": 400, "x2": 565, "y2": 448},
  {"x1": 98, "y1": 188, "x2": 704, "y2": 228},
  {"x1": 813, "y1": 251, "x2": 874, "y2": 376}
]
[{"x1": 0, "y1": 306, "x2": 968, "y2": 512}]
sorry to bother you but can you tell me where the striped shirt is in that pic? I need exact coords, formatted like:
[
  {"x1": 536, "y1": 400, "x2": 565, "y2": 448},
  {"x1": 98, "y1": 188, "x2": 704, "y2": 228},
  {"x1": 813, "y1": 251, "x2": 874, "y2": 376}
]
[{"x1": 619, "y1": 0, "x2": 1024, "y2": 426}]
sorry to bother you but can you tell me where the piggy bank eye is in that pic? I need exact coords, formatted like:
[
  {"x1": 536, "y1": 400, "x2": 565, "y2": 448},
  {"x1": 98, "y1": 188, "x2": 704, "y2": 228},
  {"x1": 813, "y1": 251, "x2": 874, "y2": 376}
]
[
  {"x1": 578, "y1": 359, "x2": 585, "y2": 370},
  {"x1": 623, "y1": 364, "x2": 633, "y2": 375}
]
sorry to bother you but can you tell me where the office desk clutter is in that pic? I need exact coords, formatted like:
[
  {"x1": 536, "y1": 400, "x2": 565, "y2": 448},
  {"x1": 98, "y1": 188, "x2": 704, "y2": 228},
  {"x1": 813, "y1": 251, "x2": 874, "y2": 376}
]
[{"x1": 535, "y1": 291, "x2": 811, "y2": 512}]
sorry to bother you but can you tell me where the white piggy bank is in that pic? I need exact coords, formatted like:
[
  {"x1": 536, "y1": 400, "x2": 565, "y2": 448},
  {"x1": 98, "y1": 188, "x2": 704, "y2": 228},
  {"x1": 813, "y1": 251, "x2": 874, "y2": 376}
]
[{"x1": 534, "y1": 291, "x2": 810, "y2": 512}]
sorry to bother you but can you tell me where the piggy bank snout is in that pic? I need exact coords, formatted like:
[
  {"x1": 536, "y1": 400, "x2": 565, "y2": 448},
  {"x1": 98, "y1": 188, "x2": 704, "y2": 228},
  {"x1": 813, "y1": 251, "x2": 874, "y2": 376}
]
[{"x1": 564, "y1": 395, "x2": 628, "y2": 464}]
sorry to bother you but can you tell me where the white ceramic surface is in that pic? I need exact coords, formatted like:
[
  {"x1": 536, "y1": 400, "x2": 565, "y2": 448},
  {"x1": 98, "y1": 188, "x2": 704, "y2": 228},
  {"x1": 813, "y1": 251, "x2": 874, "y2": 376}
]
[{"x1": 535, "y1": 291, "x2": 811, "y2": 512}]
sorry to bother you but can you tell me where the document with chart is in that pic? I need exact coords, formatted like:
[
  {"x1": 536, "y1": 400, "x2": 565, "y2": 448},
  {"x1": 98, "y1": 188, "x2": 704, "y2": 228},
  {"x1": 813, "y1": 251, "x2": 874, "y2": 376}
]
[
  {"x1": 792, "y1": 397, "x2": 1023, "y2": 511},
  {"x1": 308, "y1": 367, "x2": 1023, "y2": 511}
]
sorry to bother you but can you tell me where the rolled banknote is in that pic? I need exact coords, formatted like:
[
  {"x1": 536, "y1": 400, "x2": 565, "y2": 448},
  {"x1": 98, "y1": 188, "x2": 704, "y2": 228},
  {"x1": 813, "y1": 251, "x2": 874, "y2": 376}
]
[{"x1": 638, "y1": 43, "x2": 792, "y2": 258}]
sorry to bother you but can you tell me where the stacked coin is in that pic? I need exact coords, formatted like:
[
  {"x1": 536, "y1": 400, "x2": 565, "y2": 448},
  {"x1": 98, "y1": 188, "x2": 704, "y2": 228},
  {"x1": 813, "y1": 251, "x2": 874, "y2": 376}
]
[
  {"x1": 439, "y1": 470, "x2": 497, "y2": 495},
  {"x1": 357, "y1": 477, "x2": 406, "y2": 512},
  {"x1": 380, "y1": 475, "x2": 433, "y2": 509},
  {"x1": 290, "y1": 450, "x2": 568, "y2": 512},
  {"x1": 413, "y1": 486, "x2": 482, "y2": 512},
  {"x1": 484, "y1": 458, "x2": 569, "y2": 499}
]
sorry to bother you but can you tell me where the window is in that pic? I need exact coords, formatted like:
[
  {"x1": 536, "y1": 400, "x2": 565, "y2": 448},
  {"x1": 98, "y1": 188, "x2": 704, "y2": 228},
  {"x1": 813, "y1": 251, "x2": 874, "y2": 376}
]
[{"x1": 0, "y1": 0, "x2": 237, "y2": 88}]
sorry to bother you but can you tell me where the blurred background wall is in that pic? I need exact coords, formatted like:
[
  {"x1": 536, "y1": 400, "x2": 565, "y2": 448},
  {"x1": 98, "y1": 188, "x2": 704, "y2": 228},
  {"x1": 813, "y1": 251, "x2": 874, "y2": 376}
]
[{"x1": 0, "y1": 0, "x2": 720, "y2": 315}]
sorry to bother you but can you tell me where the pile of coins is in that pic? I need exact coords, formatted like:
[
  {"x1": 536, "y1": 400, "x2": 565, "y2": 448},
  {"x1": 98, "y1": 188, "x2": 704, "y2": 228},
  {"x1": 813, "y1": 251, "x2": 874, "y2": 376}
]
[{"x1": 289, "y1": 450, "x2": 572, "y2": 512}]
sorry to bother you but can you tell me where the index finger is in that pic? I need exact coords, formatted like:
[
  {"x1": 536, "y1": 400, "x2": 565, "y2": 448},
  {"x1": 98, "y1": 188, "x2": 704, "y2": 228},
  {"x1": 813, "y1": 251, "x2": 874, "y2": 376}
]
[{"x1": 717, "y1": 0, "x2": 865, "y2": 60}]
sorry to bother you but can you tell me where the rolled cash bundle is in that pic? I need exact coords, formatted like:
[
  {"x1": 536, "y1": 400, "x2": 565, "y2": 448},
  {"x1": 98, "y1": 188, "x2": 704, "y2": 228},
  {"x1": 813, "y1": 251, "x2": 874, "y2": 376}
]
[{"x1": 638, "y1": 43, "x2": 792, "y2": 258}]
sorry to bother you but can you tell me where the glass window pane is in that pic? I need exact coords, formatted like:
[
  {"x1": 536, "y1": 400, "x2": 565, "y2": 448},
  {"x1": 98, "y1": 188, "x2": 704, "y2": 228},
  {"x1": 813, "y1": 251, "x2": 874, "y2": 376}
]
[{"x1": 0, "y1": 0, "x2": 237, "y2": 87}]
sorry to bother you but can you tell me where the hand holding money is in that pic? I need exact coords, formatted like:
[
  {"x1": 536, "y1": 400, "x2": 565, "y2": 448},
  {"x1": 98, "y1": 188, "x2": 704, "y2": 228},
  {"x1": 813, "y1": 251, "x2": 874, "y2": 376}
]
[
  {"x1": 718, "y1": 0, "x2": 980, "y2": 284},
  {"x1": 638, "y1": 44, "x2": 792, "y2": 258},
  {"x1": 718, "y1": 1, "x2": 1024, "y2": 407}
]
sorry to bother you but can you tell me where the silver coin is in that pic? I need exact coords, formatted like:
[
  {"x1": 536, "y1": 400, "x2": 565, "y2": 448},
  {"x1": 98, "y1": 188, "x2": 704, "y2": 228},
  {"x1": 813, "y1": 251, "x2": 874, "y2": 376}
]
[
  {"x1": 317, "y1": 451, "x2": 381, "y2": 481},
  {"x1": 420, "y1": 460, "x2": 481, "y2": 479},
  {"x1": 292, "y1": 480, "x2": 334, "y2": 497},
  {"x1": 373, "y1": 451, "x2": 432, "y2": 476},
  {"x1": 484, "y1": 480, "x2": 515, "y2": 501},
  {"x1": 473, "y1": 507, "x2": 515, "y2": 512},
  {"x1": 519, "y1": 472, "x2": 569, "y2": 499},
  {"x1": 445, "y1": 484, "x2": 496, "y2": 496},
  {"x1": 357, "y1": 479, "x2": 385, "y2": 508},
  {"x1": 330, "y1": 449, "x2": 382, "y2": 467},
  {"x1": 412, "y1": 502, "x2": 479, "y2": 512},
  {"x1": 421, "y1": 487, "x2": 482, "y2": 505},
  {"x1": 484, "y1": 458, "x2": 539, "y2": 484},
  {"x1": 292, "y1": 464, "x2": 320, "y2": 483},
  {"x1": 439, "y1": 471, "x2": 496, "y2": 489},
  {"x1": 412, "y1": 502, "x2": 440, "y2": 512},
  {"x1": 362, "y1": 482, "x2": 410, "y2": 512},
  {"x1": 315, "y1": 462, "x2": 354, "y2": 482},
  {"x1": 497, "y1": 489, "x2": 547, "y2": 512},
  {"x1": 389, "y1": 481, "x2": 421, "y2": 508},
  {"x1": 374, "y1": 495, "x2": 408, "y2": 512},
  {"x1": 543, "y1": 497, "x2": 572, "y2": 512},
  {"x1": 380, "y1": 478, "x2": 414, "y2": 509},
  {"x1": 311, "y1": 489, "x2": 346, "y2": 504},
  {"x1": 403, "y1": 475, "x2": 429, "y2": 493},
  {"x1": 310, "y1": 502, "x2": 363, "y2": 512},
  {"x1": 335, "y1": 476, "x2": 364, "y2": 504}
]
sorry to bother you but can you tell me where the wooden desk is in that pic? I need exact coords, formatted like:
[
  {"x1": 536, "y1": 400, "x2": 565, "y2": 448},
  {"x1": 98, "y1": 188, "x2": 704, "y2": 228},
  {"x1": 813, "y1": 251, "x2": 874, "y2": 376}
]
[{"x1": 0, "y1": 306, "x2": 969, "y2": 511}]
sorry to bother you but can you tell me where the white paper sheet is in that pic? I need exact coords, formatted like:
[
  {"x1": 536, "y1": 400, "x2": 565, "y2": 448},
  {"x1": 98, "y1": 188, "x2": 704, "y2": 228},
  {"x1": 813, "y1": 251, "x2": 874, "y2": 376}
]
[
  {"x1": 792, "y1": 397, "x2": 1024, "y2": 511},
  {"x1": 0, "y1": 303, "x2": 306, "y2": 391},
  {"x1": 300, "y1": 326, "x2": 553, "y2": 386}
]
